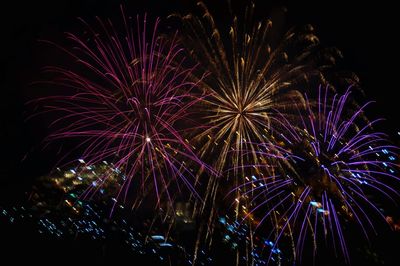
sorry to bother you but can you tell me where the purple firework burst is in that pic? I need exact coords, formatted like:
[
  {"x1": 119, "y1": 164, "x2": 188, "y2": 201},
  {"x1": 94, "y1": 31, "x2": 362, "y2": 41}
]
[
  {"x1": 34, "y1": 9, "x2": 209, "y2": 212},
  {"x1": 233, "y1": 86, "x2": 399, "y2": 264}
]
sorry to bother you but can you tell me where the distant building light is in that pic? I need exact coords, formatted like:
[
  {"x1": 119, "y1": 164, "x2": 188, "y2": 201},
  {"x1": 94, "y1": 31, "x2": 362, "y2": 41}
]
[
  {"x1": 219, "y1": 217, "x2": 227, "y2": 225},
  {"x1": 151, "y1": 235, "x2": 165, "y2": 241}
]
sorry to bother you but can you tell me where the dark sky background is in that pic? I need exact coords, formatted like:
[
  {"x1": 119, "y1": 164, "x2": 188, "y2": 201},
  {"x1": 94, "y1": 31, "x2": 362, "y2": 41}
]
[
  {"x1": 1, "y1": 0, "x2": 398, "y2": 199},
  {"x1": 0, "y1": 1, "x2": 399, "y2": 265}
]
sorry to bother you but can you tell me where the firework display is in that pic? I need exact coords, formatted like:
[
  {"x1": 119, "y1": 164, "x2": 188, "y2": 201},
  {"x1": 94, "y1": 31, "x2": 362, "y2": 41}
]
[
  {"x1": 33, "y1": 9, "x2": 210, "y2": 213},
  {"x1": 2, "y1": 1, "x2": 399, "y2": 265},
  {"x1": 235, "y1": 87, "x2": 399, "y2": 264},
  {"x1": 168, "y1": 2, "x2": 354, "y2": 262},
  {"x1": 172, "y1": 0, "x2": 338, "y2": 182}
]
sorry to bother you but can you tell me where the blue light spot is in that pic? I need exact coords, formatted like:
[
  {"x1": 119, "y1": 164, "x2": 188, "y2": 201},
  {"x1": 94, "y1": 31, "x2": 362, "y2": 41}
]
[{"x1": 218, "y1": 217, "x2": 226, "y2": 224}]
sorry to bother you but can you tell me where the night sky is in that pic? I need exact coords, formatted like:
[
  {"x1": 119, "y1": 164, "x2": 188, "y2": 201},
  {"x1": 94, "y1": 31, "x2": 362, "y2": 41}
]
[
  {"x1": 2, "y1": 0, "x2": 399, "y2": 196},
  {"x1": 1, "y1": 0, "x2": 399, "y2": 264}
]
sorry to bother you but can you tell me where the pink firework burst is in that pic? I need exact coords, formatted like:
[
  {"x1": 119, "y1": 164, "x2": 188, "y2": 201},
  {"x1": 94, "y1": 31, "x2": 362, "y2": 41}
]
[{"x1": 35, "y1": 9, "x2": 209, "y2": 212}]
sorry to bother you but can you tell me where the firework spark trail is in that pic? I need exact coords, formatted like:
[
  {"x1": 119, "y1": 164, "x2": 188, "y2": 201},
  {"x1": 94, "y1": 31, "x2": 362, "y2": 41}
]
[
  {"x1": 170, "y1": 3, "x2": 342, "y2": 260},
  {"x1": 175, "y1": 1, "x2": 328, "y2": 177},
  {"x1": 234, "y1": 86, "x2": 399, "y2": 264},
  {"x1": 32, "y1": 8, "x2": 212, "y2": 213}
]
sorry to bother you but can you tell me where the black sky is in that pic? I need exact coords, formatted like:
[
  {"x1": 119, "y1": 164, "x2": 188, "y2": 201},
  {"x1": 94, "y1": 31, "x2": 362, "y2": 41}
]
[
  {"x1": 1, "y1": 0, "x2": 399, "y2": 197},
  {"x1": 0, "y1": 1, "x2": 399, "y2": 265}
]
